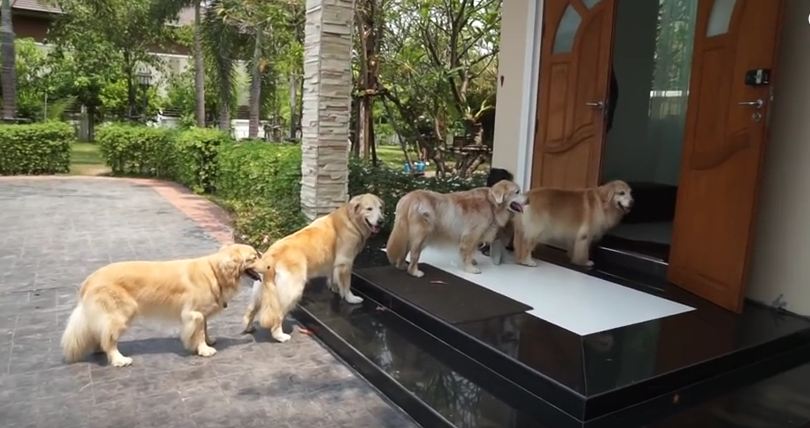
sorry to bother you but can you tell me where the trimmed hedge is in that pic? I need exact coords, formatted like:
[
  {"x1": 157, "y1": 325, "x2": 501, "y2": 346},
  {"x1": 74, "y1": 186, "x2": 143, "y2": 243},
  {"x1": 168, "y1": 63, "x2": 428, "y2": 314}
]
[
  {"x1": 214, "y1": 141, "x2": 306, "y2": 247},
  {"x1": 214, "y1": 141, "x2": 302, "y2": 202},
  {"x1": 97, "y1": 124, "x2": 176, "y2": 177},
  {"x1": 174, "y1": 128, "x2": 231, "y2": 193},
  {"x1": 0, "y1": 122, "x2": 73, "y2": 175}
]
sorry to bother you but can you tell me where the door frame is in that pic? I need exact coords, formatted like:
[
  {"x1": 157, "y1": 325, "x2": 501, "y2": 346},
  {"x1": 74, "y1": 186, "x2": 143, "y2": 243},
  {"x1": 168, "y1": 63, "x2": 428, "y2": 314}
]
[{"x1": 524, "y1": 0, "x2": 786, "y2": 308}]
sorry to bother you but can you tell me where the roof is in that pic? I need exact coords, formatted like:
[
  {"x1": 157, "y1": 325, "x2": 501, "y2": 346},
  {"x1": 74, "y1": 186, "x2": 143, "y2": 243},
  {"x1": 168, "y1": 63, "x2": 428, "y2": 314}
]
[{"x1": 11, "y1": 0, "x2": 62, "y2": 14}]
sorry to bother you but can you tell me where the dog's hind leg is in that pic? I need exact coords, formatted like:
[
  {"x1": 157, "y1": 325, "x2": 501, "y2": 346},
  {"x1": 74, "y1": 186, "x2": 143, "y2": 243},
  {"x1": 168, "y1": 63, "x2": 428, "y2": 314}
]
[
  {"x1": 203, "y1": 318, "x2": 215, "y2": 346},
  {"x1": 264, "y1": 267, "x2": 306, "y2": 343},
  {"x1": 181, "y1": 309, "x2": 216, "y2": 357},
  {"x1": 100, "y1": 315, "x2": 133, "y2": 367},
  {"x1": 242, "y1": 280, "x2": 263, "y2": 333},
  {"x1": 406, "y1": 236, "x2": 427, "y2": 278},
  {"x1": 513, "y1": 223, "x2": 538, "y2": 267},
  {"x1": 333, "y1": 263, "x2": 363, "y2": 304}
]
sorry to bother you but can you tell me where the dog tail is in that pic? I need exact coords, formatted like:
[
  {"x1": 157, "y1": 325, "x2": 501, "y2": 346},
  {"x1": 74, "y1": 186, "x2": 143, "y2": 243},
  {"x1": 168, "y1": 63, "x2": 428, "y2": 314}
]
[
  {"x1": 257, "y1": 260, "x2": 284, "y2": 329},
  {"x1": 61, "y1": 301, "x2": 96, "y2": 363},
  {"x1": 386, "y1": 197, "x2": 410, "y2": 267}
]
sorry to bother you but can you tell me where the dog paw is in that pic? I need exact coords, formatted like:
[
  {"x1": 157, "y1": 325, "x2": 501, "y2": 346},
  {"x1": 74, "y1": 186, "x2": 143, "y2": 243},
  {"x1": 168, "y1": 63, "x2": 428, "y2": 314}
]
[
  {"x1": 408, "y1": 269, "x2": 425, "y2": 278},
  {"x1": 464, "y1": 265, "x2": 482, "y2": 274},
  {"x1": 344, "y1": 294, "x2": 364, "y2": 305},
  {"x1": 586, "y1": 260, "x2": 595, "y2": 267},
  {"x1": 471, "y1": 258, "x2": 478, "y2": 266},
  {"x1": 520, "y1": 259, "x2": 538, "y2": 267},
  {"x1": 110, "y1": 356, "x2": 133, "y2": 367},
  {"x1": 197, "y1": 345, "x2": 217, "y2": 357},
  {"x1": 273, "y1": 332, "x2": 292, "y2": 343},
  {"x1": 242, "y1": 323, "x2": 256, "y2": 334}
]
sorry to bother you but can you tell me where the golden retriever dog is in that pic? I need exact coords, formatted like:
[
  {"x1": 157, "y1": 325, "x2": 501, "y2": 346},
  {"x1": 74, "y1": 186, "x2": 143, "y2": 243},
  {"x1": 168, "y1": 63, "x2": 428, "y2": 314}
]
[
  {"x1": 386, "y1": 179, "x2": 526, "y2": 277},
  {"x1": 60, "y1": 244, "x2": 266, "y2": 367},
  {"x1": 513, "y1": 180, "x2": 633, "y2": 267},
  {"x1": 241, "y1": 193, "x2": 384, "y2": 343}
]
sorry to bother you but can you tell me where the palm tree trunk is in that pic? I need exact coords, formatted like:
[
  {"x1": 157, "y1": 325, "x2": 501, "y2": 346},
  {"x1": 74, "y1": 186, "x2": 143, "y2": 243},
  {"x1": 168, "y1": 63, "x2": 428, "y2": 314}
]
[
  {"x1": 1, "y1": 0, "x2": 17, "y2": 120},
  {"x1": 288, "y1": 72, "x2": 297, "y2": 140},
  {"x1": 193, "y1": 1, "x2": 205, "y2": 127},
  {"x1": 248, "y1": 24, "x2": 264, "y2": 139}
]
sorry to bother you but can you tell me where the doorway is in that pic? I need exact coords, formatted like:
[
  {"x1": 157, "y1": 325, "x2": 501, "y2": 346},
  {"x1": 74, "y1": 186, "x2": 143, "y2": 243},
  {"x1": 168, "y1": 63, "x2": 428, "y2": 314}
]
[{"x1": 599, "y1": 0, "x2": 699, "y2": 263}]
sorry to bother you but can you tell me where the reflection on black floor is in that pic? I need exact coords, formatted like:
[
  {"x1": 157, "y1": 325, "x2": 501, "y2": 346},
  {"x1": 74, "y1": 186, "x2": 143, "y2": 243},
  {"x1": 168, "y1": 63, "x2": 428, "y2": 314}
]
[{"x1": 293, "y1": 237, "x2": 810, "y2": 427}]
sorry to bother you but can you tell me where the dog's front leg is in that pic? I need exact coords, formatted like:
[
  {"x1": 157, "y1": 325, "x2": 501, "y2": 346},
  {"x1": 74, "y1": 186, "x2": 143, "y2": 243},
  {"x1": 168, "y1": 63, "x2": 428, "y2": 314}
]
[
  {"x1": 181, "y1": 309, "x2": 216, "y2": 357},
  {"x1": 490, "y1": 239, "x2": 505, "y2": 265},
  {"x1": 333, "y1": 264, "x2": 363, "y2": 304},
  {"x1": 571, "y1": 234, "x2": 594, "y2": 268},
  {"x1": 459, "y1": 236, "x2": 481, "y2": 274}
]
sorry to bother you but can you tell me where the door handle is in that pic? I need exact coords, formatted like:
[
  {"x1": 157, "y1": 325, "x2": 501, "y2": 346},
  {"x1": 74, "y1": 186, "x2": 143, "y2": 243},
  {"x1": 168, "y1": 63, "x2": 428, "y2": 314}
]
[
  {"x1": 737, "y1": 99, "x2": 764, "y2": 109},
  {"x1": 585, "y1": 101, "x2": 605, "y2": 109}
]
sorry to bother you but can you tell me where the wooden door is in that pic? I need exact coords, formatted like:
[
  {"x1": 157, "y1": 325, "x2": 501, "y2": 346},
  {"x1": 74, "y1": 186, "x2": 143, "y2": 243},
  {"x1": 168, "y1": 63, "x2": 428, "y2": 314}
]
[
  {"x1": 532, "y1": 0, "x2": 615, "y2": 190},
  {"x1": 669, "y1": 0, "x2": 784, "y2": 313}
]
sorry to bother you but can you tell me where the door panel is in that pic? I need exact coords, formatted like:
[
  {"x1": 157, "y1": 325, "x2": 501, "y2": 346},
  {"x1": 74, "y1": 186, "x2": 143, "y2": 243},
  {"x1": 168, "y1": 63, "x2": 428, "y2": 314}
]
[
  {"x1": 669, "y1": 0, "x2": 783, "y2": 313},
  {"x1": 532, "y1": 0, "x2": 615, "y2": 189}
]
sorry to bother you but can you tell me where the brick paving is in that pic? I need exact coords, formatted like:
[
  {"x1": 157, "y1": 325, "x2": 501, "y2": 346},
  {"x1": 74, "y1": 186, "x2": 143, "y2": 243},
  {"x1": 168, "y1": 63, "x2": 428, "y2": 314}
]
[{"x1": 0, "y1": 177, "x2": 416, "y2": 428}]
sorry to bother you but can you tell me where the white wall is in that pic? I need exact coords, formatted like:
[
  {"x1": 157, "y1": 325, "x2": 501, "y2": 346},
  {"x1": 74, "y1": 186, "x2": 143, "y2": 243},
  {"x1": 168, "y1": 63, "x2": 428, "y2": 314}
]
[
  {"x1": 746, "y1": 0, "x2": 810, "y2": 316},
  {"x1": 491, "y1": 0, "x2": 542, "y2": 190}
]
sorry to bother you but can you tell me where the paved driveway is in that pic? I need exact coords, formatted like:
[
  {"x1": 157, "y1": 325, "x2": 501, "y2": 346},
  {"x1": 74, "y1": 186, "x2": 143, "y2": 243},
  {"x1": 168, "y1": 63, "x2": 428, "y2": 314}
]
[{"x1": 0, "y1": 177, "x2": 415, "y2": 428}]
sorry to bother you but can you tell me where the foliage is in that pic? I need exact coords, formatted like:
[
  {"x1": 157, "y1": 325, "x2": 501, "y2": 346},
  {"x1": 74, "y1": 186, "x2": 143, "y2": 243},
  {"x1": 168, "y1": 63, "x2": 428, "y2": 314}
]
[
  {"x1": 348, "y1": 159, "x2": 485, "y2": 234},
  {"x1": 0, "y1": 122, "x2": 73, "y2": 175},
  {"x1": 50, "y1": 0, "x2": 185, "y2": 121},
  {"x1": 213, "y1": 141, "x2": 305, "y2": 247},
  {"x1": 96, "y1": 123, "x2": 176, "y2": 176},
  {"x1": 13, "y1": 39, "x2": 48, "y2": 120},
  {"x1": 174, "y1": 128, "x2": 232, "y2": 193},
  {"x1": 214, "y1": 140, "x2": 301, "y2": 202}
]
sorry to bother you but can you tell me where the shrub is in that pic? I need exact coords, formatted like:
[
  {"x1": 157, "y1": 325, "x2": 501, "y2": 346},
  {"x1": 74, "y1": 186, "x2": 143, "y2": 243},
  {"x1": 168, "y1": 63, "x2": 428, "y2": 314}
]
[
  {"x1": 223, "y1": 198, "x2": 307, "y2": 249},
  {"x1": 214, "y1": 141, "x2": 302, "y2": 202},
  {"x1": 348, "y1": 159, "x2": 486, "y2": 235},
  {"x1": 174, "y1": 128, "x2": 232, "y2": 193},
  {"x1": 97, "y1": 124, "x2": 176, "y2": 177},
  {"x1": 213, "y1": 141, "x2": 305, "y2": 248},
  {"x1": 0, "y1": 122, "x2": 73, "y2": 175}
]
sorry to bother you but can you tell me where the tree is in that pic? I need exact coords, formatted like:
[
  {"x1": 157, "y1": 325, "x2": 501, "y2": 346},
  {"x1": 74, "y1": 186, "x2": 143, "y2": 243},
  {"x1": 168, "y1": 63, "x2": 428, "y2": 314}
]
[
  {"x1": 1, "y1": 0, "x2": 17, "y2": 120},
  {"x1": 193, "y1": 1, "x2": 206, "y2": 126},
  {"x1": 52, "y1": 0, "x2": 182, "y2": 119}
]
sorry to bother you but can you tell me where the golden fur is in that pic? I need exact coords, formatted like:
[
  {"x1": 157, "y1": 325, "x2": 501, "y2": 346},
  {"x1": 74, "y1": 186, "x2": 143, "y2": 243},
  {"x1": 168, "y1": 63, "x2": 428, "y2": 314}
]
[
  {"x1": 386, "y1": 180, "x2": 526, "y2": 277},
  {"x1": 513, "y1": 180, "x2": 634, "y2": 267},
  {"x1": 242, "y1": 193, "x2": 384, "y2": 343},
  {"x1": 60, "y1": 244, "x2": 266, "y2": 367}
]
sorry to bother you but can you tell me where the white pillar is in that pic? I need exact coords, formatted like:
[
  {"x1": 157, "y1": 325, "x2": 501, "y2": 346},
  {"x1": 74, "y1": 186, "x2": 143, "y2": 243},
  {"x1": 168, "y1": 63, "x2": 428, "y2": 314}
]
[
  {"x1": 300, "y1": 0, "x2": 355, "y2": 219},
  {"x1": 491, "y1": 0, "x2": 543, "y2": 190}
]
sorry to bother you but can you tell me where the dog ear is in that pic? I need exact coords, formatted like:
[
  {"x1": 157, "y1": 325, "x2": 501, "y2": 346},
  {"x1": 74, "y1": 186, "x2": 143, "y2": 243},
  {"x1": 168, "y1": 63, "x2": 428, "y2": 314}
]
[
  {"x1": 598, "y1": 184, "x2": 615, "y2": 210},
  {"x1": 217, "y1": 249, "x2": 241, "y2": 278},
  {"x1": 490, "y1": 184, "x2": 506, "y2": 205}
]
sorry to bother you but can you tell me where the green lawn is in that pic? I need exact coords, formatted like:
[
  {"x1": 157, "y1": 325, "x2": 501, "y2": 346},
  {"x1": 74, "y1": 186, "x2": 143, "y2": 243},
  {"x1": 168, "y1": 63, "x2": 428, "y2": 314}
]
[
  {"x1": 376, "y1": 145, "x2": 409, "y2": 167},
  {"x1": 70, "y1": 142, "x2": 110, "y2": 176}
]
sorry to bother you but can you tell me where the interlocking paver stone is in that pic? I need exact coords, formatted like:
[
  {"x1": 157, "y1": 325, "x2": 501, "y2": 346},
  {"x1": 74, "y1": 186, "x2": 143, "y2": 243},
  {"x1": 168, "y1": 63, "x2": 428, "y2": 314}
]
[{"x1": 0, "y1": 177, "x2": 416, "y2": 428}]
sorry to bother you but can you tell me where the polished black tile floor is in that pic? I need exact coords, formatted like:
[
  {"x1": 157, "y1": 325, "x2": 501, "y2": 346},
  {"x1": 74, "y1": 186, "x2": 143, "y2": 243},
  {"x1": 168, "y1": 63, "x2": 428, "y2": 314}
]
[{"x1": 295, "y1": 240, "x2": 810, "y2": 427}]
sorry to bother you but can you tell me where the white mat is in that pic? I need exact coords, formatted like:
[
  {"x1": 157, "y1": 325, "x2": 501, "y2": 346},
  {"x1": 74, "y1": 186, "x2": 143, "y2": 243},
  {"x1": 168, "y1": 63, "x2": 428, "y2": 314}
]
[{"x1": 387, "y1": 246, "x2": 693, "y2": 336}]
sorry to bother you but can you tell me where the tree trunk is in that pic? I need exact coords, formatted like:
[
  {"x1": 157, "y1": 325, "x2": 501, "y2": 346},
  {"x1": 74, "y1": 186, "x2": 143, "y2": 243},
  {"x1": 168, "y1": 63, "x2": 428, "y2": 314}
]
[
  {"x1": 288, "y1": 72, "x2": 298, "y2": 140},
  {"x1": 218, "y1": 103, "x2": 230, "y2": 132},
  {"x1": 193, "y1": 1, "x2": 205, "y2": 127},
  {"x1": 1, "y1": 0, "x2": 17, "y2": 120},
  {"x1": 248, "y1": 25, "x2": 264, "y2": 139}
]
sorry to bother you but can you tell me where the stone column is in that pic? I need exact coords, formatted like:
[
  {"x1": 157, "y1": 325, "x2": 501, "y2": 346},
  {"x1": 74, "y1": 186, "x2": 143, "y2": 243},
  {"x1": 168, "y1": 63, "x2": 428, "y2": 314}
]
[{"x1": 300, "y1": 0, "x2": 355, "y2": 220}]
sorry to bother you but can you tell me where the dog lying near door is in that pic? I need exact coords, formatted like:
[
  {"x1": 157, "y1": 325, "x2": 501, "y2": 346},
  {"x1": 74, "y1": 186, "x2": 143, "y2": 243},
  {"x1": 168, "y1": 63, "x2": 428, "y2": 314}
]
[
  {"x1": 386, "y1": 179, "x2": 526, "y2": 277},
  {"x1": 61, "y1": 244, "x2": 266, "y2": 367},
  {"x1": 242, "y1": 193, "x2": 384, "y2": 343},
  {"x1": 513, "y1": 180, "x2": 633, "y2": 267}
]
